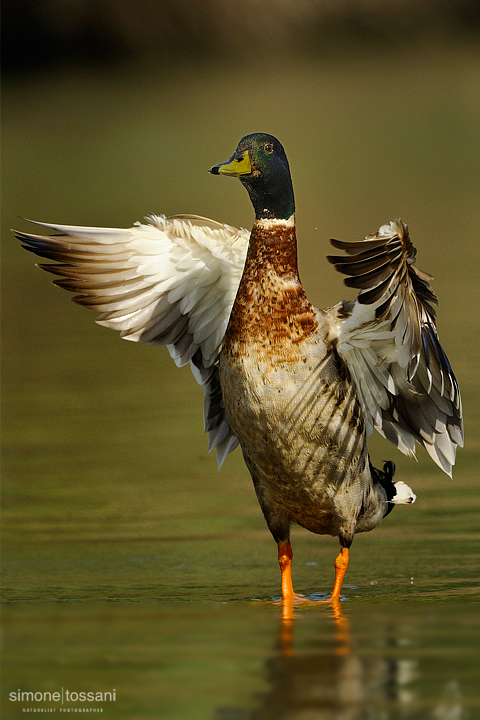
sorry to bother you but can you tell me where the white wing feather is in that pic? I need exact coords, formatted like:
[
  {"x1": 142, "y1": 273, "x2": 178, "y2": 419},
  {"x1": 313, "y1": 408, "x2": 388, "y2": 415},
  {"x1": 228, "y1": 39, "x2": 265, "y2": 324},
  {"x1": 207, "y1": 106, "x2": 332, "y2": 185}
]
[{"x1": 14, "y1": 215, "x2": 250, "y2": 466}]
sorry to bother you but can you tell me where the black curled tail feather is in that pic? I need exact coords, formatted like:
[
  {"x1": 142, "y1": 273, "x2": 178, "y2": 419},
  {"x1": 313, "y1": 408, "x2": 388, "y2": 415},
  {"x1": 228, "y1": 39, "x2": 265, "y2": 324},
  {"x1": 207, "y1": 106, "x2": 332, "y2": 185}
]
[{"x1": 370, "y1": 459, "x2": 396, "y2": 517}]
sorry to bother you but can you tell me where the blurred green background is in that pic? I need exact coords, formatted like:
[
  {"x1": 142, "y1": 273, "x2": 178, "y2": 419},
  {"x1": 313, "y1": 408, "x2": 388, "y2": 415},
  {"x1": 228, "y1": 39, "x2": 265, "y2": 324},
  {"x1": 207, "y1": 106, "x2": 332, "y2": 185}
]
[{"x1": 2, "y1": 2, "x2": 480, "y2": 718}]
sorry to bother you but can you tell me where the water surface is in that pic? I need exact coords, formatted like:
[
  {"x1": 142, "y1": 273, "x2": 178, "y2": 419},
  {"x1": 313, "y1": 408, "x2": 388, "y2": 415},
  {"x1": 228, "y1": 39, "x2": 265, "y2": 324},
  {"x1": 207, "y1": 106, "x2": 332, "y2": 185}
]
[{"x1": 3, "y1": 601, "x2": 480, "y2": 719}]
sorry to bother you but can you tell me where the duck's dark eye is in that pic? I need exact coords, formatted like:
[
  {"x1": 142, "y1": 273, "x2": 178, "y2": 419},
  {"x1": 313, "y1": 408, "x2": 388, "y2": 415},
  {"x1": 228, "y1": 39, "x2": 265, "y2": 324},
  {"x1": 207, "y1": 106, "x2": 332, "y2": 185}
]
[{"x1": 264, "y1": 142, "x2": 274, "y2": 155}]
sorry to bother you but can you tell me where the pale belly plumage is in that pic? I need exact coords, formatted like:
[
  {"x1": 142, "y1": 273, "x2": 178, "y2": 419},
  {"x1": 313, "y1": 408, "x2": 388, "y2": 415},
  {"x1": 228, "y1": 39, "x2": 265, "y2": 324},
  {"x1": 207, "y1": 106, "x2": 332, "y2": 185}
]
[{"x1": 219, "y1": 330, "x2": 385, "y2": 541}]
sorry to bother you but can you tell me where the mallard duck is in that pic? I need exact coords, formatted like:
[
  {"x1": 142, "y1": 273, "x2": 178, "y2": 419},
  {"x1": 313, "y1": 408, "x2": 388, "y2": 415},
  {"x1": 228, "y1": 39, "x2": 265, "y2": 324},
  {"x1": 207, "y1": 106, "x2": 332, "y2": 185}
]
[{"x1": 14, "y1": 133, "x2": 463, "y2": 604}]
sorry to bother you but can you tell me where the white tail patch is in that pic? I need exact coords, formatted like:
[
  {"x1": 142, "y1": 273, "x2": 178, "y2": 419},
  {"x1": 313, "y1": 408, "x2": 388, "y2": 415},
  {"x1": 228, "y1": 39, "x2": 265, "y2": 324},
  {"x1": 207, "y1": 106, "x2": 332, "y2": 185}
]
[{"x1": 391, "y1": 481, "x2": 416, "y2": 504}]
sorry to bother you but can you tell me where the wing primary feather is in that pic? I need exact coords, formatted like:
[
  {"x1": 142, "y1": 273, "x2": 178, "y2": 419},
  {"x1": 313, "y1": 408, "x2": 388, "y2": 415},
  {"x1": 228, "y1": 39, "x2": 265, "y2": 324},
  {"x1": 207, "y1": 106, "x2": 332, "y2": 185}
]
[
  {"x1": 14, "y1": 216, "x2": 249, "y2": 468},
  {"x1": 332, "y1": 219, "x2": 463, "y2": 475}
]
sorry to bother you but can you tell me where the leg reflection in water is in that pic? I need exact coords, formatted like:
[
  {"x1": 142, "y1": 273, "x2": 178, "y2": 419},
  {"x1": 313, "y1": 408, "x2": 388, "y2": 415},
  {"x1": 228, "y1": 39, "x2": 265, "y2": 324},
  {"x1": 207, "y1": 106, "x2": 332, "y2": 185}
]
[
  {"x1": 279, "y1": 598, "x2": 350, "y2": 659},
  {"x1": 272, "y1": 599, "x2": 375, "y2": 719},
  {"x1": 213, "y1": 601, "x2": 444, "y2": 720}
]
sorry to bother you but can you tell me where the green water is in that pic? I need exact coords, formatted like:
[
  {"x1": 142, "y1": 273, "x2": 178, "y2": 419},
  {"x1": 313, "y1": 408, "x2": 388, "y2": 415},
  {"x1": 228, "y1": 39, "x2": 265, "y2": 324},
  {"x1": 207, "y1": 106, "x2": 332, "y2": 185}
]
[
  {"x1": 3, "y1": 602, "x2": 479, "y2": 719},
  {"x1": 2, "y1": 47, "x2": 480, "y2": 718}
]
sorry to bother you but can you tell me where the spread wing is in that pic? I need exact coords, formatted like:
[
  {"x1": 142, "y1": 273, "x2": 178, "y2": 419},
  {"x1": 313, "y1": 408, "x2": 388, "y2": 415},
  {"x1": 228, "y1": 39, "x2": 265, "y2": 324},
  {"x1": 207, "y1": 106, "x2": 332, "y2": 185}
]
[
  {"x1": 14, "y1": 214, "x2": 250, "y2": 467},
  {"x1": 327, "y1": 219, "x2": 463, "y2": 476}
]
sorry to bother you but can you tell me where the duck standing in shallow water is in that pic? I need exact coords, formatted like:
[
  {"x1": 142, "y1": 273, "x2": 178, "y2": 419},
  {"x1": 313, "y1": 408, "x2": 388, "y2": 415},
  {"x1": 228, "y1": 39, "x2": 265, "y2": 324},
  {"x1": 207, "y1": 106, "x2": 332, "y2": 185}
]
[{"x1": 15, "y1": 133, "x2": 463, "y2": 604}]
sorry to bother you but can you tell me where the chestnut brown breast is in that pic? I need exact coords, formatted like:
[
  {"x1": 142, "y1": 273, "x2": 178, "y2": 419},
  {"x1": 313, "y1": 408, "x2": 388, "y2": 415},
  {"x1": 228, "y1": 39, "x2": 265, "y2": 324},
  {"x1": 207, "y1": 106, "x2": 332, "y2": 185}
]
[{"x1": 222, "y1": 220, "x2": 318, "y2": 361}]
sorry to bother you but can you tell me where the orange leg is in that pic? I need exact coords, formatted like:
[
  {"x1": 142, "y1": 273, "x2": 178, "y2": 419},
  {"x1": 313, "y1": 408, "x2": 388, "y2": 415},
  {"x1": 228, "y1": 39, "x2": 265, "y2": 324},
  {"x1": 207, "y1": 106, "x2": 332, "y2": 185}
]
[
  {"x1": 278, "y1": 541, "x2": 294, "y2": 600},
  {"x1": 276, "y1": 543, "x2": 349, "y2": 619},
  {"x1": 278, "y1": 541, "x2": 296, "y2": 621},
  {"x1": 329, "y1": 547, "x2": 349, "y2": 601}
]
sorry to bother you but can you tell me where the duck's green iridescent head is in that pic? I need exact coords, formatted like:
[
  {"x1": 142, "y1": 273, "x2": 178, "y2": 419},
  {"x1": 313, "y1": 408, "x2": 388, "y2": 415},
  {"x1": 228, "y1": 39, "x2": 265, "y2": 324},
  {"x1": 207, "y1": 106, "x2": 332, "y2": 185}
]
[{"x1": 210, "y1": 133, "x2": 295, "y2": 222}]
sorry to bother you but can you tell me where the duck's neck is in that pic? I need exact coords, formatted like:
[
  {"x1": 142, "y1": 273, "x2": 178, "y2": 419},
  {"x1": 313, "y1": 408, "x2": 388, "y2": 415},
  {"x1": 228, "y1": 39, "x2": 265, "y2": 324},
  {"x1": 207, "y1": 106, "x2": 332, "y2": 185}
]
[{"x1": 240, "y1": 165, "x2": 295, "y2": 221}]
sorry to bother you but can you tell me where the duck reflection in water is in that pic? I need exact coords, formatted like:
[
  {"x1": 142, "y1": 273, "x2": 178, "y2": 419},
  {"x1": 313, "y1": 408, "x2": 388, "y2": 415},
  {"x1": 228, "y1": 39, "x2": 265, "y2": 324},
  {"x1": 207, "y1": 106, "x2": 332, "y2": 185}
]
[
  {"x1": 260, "y1": 603, "x2": 408, "y2": 720},
  {"x1": 214, "y1": 601, "x2": 466, "y2": 720}
]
